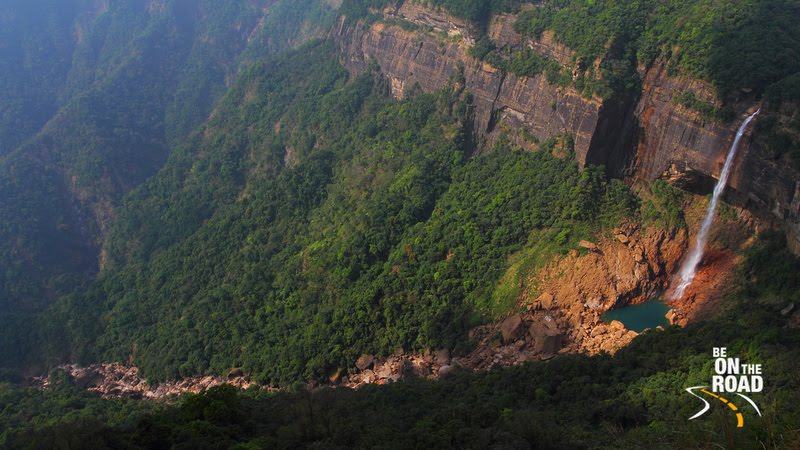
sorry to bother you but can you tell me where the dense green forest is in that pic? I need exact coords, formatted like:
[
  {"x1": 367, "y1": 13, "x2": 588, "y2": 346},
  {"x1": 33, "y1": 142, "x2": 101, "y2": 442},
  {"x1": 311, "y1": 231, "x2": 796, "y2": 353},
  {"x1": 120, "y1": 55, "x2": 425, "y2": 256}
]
[
  {"x1": 2, "y1": 233, "x2": 799, "y2": 449},
  {"x1": 0, "y1": 0, "x2": 336, "y2": 314},
  {"x1": 512, "y1": 0, "x2": 800, "y2": 100},
  {"x1": 13, "y1": 39, "x2": 636, "y2": 384},
  {"x1": 0, "y1": 0, "x2": 85, "y2": 155},
  {"x1": 337, "y1": 0, "x2": 800, "y2": 105},
  {"x1": 2, "y1": 0, "x2": 797, "y2": 381},
  {"x1": 0, "y1": 4, "x2": 798, "y2": 449}
]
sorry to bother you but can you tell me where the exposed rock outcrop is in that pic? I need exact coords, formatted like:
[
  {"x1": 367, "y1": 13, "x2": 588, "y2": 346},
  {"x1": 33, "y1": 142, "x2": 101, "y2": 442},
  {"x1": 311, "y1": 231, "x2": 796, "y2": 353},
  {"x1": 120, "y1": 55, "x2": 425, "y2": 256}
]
[
  {"x1": 333, "y1": 5, "x2": 635, "y2": 171},
  {"x1": 333, "y1": 4, "x2": 799, "y2": 252},
  {"x1": 631, "y1": 57, "x2": 800, "y2": 251},
  {"x1": 31, "y1": 363, "x2": 258, "y2": 400},
  {"x1": 400, "y1": 223, "x2": 690, "y2": 372},
  {"x1": 33, "y1": 216, "x2": 750, "y2": 397}
]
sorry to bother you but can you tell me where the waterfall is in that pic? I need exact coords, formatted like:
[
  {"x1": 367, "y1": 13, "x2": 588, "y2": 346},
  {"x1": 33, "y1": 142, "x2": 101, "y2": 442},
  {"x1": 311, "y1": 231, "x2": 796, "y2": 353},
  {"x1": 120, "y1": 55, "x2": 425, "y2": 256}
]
[{"x1": 671, "y1": 109, "x2": 760, "y2": 300}]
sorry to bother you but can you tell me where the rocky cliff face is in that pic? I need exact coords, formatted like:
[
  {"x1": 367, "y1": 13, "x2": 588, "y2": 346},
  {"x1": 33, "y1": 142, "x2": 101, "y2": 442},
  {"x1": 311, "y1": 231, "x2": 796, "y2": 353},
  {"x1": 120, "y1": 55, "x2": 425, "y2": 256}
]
[
  {"x1": 333, "y1": 4, "x2": 800, "y2": 251},
  {"x1": 333, "y1": 4, "x2": 635, "y2": 168},
  {"x1": 632, "y1": 58, "x2": 800, "y2": 251}
]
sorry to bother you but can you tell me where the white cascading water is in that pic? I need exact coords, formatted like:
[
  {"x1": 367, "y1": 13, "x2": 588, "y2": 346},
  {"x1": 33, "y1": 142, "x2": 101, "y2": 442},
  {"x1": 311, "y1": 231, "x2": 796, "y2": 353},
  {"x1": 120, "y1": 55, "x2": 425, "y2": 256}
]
[{"x1": 671, "y1": 109, "x2": 760, "y2": 300}]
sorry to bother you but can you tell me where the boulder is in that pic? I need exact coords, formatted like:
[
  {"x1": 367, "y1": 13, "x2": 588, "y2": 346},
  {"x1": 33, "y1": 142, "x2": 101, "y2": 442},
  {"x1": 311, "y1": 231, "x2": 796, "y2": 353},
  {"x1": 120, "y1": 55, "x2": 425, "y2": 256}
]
[
  {"x1": 415, "y1": 364, "x2": 431, "y2": 378},
  {"x1": 529, "y1": 320, "x2": 564, "y2": 355},
  {"x1": 375, "y1": 364, "x2": 393, "y2": 380},
  {"x1": 434, "y1": 349, "x2": 450, "y2": 366},
  {"x1": 781, "y1": 303, "x2": 796, "y2": 316},
  {"x1": 633, "y1": 247, "x2": 646, "y2": 263},
  {"x1": 438, "y1": 365, "x2": 455, "y2": 377},
  {"x1": 400, "y1": 359, "x2": 416, "y2": 379},
  {"x1": 567, "y1": 310, "x2": 583, "y2": 328},
  {"x1": 328, "y1": 368, "x2": 344, "y2": 384},
  {"x1": 579, "y1": 240, "x2": 598, "y2": 252},
  {"x1": 538, "y1": 332, "x2": 563, "y2": 354},
  {"x1": 355, "y1": 354, "x2": 375, "y2": 371},
  {"x1": 72, "y1": 369, "x2": 103, "y2": 389},
  {"x1": 615, "y1": 233, "x2": 629, "y2": 244},
  {"x1": 361, "y1": 370, "x2": 375, "y2": 384},
  {"x1": 590, "y1": 326, "x2": 607, "y2": 338},
  {"x1": 536, "y1": 292, "x2": 555, "y2": 310},
  {"x1": 499, "y1": 314, "x2": 525, "y2": 343},
  {"x1": 609, "y1": 320, "x2": 625, "y2": 330}
]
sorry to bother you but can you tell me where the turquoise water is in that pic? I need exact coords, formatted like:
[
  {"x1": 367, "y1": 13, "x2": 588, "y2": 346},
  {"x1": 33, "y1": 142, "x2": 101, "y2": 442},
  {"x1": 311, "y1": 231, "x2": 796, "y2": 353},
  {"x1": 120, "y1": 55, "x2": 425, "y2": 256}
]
[{"x1": 602, "y1": 299, "x2": 670, "y2": 332}]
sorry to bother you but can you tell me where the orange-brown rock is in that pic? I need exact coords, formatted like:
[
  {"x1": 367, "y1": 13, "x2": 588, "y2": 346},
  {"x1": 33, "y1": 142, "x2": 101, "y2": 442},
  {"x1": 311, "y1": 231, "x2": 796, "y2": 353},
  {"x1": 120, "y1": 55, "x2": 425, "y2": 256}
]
[
  {"x1": 631, "y1": 57, "x2": 800, "y2": 252},
  {"x1": 499, "y1": 314, "x2": 525, "y2": 343},
  {"x1": 355, "y1": 354, "x2": 375, "y2": 371},
  {"x1": 30, "y1": 363, "x2": 259, "y2": 400}
]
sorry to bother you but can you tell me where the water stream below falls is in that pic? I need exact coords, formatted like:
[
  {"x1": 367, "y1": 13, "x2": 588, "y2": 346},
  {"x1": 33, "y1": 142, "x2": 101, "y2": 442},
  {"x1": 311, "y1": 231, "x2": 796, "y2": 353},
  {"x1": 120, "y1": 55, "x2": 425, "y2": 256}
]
[{"x1": 671, "y1": 109, "x2": 760, "y2": 300}]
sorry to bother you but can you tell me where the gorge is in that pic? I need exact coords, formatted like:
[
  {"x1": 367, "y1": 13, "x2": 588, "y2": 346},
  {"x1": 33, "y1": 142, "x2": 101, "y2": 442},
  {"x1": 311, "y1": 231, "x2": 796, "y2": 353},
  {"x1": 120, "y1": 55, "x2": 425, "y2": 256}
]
[
  {"x1": 5, "y1": 0, "x2": 797, "y2": 392},
  {"x1": 335, "y1": 3, "x2": 799, "y2": 254},
  {"x1": 2, "y1": 1, "x2": 800, "y2": 447}
]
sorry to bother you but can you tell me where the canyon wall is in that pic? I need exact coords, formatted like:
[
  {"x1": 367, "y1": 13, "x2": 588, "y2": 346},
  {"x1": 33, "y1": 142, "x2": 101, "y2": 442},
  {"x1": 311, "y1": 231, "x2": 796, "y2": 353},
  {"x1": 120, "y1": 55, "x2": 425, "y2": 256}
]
[
  {"x1": 333, "y1": 3, "x2": 800, "y2": 251},
  {"x1": 633, "y1": 58, "x2": 800, "y2": 251},
  {"x1": 333, "y1": 4, "x2": 633, "y2": 169}
]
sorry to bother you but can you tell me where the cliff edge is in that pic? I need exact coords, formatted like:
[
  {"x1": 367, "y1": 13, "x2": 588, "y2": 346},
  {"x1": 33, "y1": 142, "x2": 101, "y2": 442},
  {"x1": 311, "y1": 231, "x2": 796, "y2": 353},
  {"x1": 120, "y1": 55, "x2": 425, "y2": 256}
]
[{"x1": 332, "y1": 3, "x2": 800, "y2": 252}]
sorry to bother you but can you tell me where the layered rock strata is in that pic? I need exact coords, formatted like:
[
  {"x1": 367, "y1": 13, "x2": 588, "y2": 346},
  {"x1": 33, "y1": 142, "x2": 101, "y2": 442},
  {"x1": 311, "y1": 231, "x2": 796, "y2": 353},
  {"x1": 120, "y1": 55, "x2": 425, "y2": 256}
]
[{"x1": 334, "y1": 3, "x2": 799, "y2": 251}]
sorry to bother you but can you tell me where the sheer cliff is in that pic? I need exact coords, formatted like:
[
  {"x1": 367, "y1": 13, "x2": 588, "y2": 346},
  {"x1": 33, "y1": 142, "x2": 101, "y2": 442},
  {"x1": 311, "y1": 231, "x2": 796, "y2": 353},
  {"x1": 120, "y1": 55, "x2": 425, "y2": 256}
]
[
  {"x1": 334, "y1": 4, "x2": 635, "y2": 173},
  {"x1": 332, "y1": 2, "x2": 800, "y2": 252}
]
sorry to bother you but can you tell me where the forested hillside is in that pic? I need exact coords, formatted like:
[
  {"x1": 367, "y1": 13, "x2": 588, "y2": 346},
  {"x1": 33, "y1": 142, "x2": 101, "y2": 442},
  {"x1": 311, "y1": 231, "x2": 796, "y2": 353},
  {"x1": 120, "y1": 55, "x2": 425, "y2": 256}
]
[
  {"x1": 378, "y1": 0, "x2": 800, "y2": 102},
  {"x1": 0, "y1": 0, "x2": 335, "y2": 326},
  {"x1": 19, "y1": 39, "x2": 633, "y2": 383},
  {"x1": 0, "y1": 1, "x2": 799, "y2": 448},
  {"x1": 0, "y1": 0, "x2": 85, "y2": 155},
  {"x1": 2, "y1": 234, "x2": 799, "y2": 448}
]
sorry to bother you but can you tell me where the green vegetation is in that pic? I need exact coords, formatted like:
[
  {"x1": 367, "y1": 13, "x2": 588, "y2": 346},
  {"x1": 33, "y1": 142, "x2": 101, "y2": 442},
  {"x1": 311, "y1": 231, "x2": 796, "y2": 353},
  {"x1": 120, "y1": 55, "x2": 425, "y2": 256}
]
[
  {"x1": 0, "y1": 0, "x2": 336, "y2": 316},
  {"x1": 0, "y1": 374, "x2": 158, "y2": 448},
  {"x1": 640, "y1": 180, "x2": 686, "y2": 231},
  {"x1": 643, "y1": 0, "x2": 800, "y2": 99},
  {"x1": 513, "y1": 0, "x2": 647, "y2": 98},
  {"x1": 0, "y1": 1, "x2": 84, "y2": 155},
  {"x1": 758, "y1": 74, "x2": 800, "y2": 165},
  {"x1": 340, "y1": 0, "x2": 524, "y2": 30},
  {"x1": 3, "y1": 38, "x2": 636, "y2": 384},
  {"x1": 0, "y1": 3, "x2": 798, "y2": 448},
  {"x1": 469, "y1": 38, "x2": 573, "y2": 87},
  {"x1": 344, "y1": 0, "x2": 800, "y2": 103},
  {"x1": 421, "y1": 0, "x2": 524, "y2": 29},
  {"x1": 754, "y1": 112, "x2": 800, "y2": 165},
  {"x1": 673, "y1": 90, "x2": 734, "y2": 123},
  {"x1": 2, "y1": 233, "x2": 799, "y2": 449},
  {"x1": 514, "y1": 0, "x2": 800, "y2": 102}
]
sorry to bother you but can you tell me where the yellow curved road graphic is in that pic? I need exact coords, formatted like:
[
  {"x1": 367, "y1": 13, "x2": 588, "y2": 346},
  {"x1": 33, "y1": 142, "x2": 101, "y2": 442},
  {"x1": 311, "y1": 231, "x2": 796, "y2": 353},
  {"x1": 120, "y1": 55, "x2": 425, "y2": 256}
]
[{"x1": 700, "y1": 388, "x2": 745, "y2": 428}]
